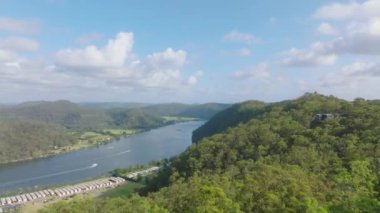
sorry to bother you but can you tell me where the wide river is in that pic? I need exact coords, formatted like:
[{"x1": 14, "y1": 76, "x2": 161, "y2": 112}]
[{"x1": 0, "y1": 121, "x2": 204, "y2": 194}]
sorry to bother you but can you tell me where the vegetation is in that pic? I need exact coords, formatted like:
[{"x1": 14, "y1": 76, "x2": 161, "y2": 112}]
[
  {"x1": 192, "y1": 100, "x2": 266, "y2": 142},
  {"x1": 106, "y1": 108, "x2": 165, "y2": 129},
  {"x1": 0, "y1": 119, "x2": 74, "y2": 163},
  {"x1": 101, "y1": 182, "x2": 146, "y2": 198},
  {"x1": 40, "y1": 93, "x2": 380, "y2": 212}
]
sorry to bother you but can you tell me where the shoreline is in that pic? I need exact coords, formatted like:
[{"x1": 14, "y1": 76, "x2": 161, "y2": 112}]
[{"x1": 1, "y1": 166, "x2": 161, "y2": 213}]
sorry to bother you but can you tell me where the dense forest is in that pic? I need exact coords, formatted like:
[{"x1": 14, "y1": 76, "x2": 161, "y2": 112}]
[
  {"x1": 40, "y1": 93, "x2": 380, "y2": 212},
  {"x1": 0, "y1": 120, "x2": 74, "y2": 163}
]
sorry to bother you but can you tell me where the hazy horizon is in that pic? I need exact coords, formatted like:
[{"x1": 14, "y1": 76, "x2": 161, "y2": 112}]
[{"x1": 1, "y1": 92, "x2": 378, "y2": 106}]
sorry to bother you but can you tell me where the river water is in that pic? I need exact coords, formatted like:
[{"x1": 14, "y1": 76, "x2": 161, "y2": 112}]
[{"x1": 0, "y1": 121, "x2": 204, "y2": 194}]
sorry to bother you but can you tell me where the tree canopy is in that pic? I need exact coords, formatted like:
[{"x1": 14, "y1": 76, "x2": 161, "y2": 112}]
[{"x1": 39, "y1": 93, "x2": 380, "y2": 212}]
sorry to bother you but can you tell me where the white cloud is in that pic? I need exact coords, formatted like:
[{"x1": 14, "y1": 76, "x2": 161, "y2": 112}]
[
  {"x1": 341, "y1": 61, "x2": 380, "y2": 77},
  {"x1": 147, "y1": 48, "x2": 187, "y2": 69},
  {"x1": 284, "y1": 0, "x2": 380, "y2": 68},
  {"x1": 0, "y1": 37, "x2": 39, "y2": 52},
  {"x1": 54, "y1": 32, "x2": 198, "y2": 90},
  {"x1": 0, "y1": 31, "x2": 200, "y2": 101},
  {"x1": 233, "y1": 63, "x2": 270, "y2": 80},
  {"x1": 318, "y1": 22, "x2": 339, "y2": 35},
  {"x1": 321, "y1": 62, "x2": 380, "y2": 88},
  {"x1": 187, "y1": 70, "x2": 203, "y2": 85},
  {"x1": 318, "y1": 61, "x2": 380, "y2": 99},
  {"x1": 0, "y1": 17, "x2": 39, "y2": 34},
  {"x1": 55, "y1": 32, "x2": 134, "y2": 69},
  {"x1": 223, "y1": 31, "x2": 260, "y2": 45},
  {"x1": 0, "y1": 49, "x2": 17, "y2": 62},
  {"x1": 282, "y1": 42, "x2": 337, "y2": 67},
  {"x1": 314, "y1": 0, "x2": 380, "y2": 21}
]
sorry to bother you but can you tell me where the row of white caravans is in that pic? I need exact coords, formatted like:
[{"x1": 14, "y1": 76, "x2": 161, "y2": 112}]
[
  {"x1": 0, "y1": 177, "x2": 125, "y2": 207},
  {"x1": 126, "y1": 166, "x2": 160, "y2": 180}
]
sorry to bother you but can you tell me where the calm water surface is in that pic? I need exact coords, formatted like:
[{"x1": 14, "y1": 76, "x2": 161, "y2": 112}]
[{"x1": 0, "y1": 121, "x2": 204, "y2": 194}]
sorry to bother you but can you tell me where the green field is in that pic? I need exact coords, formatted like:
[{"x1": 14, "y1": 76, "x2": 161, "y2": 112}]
[
  {"x1": 101, "y1": 129, "x2": 138, "y2": 135},
  {"x1": 49, "y1": 129, "x2": 138, "y2": 156}
]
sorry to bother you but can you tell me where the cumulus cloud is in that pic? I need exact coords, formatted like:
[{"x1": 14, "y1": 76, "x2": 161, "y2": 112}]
[
  {"x1": 283, "y1": 1, "x2": 380, "y2": 68},
  {"x1": 53, "y1": 32, "x2": 199, "y2": 90},
  {"x1": 314, "y1": 0, "x2": 380, "y2": 21},
  {"x1": 232, "y1": 63, "x2": 270, "y2": 80},
  {"x1": 0, "y1": 31, "x2": 200, "y2": 101},
  {"x1": 187, "y1": 70, "x2": 203, "y2": 85},
  {"x1": 55, "y1": 32, "x2": 134, "y2": 69},
  {"x1": 223, "y1": 31, "x2": 260, "y2": 45},
  {"x1": 340, "y1": 62, "x2": 380, "y2": 77},
  {"x1": 147, "y1": 48, "x2": 187, "y2": 69},
  {"x1": 282, "y1": 43, "x2": 337, "y2": 67},
  {"x1": 318, "y1": 22, "x2": 339, "y2": 35},
  {"x1": 319, "y1": 62, "x2": 380, "y2": 100},
  {"x1": 0, "y1": 17, "x2": 40, "y2": 34},
  {"x1": 315, "y1": 1, "x2": 380, "y2": 55},
  {"x1": 0, "y1": 49, "x2": 18, "y2": 62}
]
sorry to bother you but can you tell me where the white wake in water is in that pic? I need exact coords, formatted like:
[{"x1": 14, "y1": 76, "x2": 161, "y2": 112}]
[{"x1": 0, "y1": 163, "x2": 98, "y2": 187}]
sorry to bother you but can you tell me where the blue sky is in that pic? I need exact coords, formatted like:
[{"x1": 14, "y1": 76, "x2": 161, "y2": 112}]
[{"x1": 0, "y1": 0, "x2": 379, "y2": 103}]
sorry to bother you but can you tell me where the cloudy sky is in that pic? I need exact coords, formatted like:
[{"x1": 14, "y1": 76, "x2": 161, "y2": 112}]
[{"x1": 0, "y1": 0, "x2": 380, "y2": 103}]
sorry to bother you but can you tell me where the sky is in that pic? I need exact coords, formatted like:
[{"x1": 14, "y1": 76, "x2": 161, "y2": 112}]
[{"x1": 0, "y1": 0, "x2": 380, "y2": 103}]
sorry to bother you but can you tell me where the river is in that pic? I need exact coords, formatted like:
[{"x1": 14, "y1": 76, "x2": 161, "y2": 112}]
[{"x1": 0, "y1": 121, "x2": 204, "y2": 194}]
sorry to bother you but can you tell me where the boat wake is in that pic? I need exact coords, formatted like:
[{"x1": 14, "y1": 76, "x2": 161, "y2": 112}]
[{"x1": 0, "y1": 163, "x2": 98, "y2": 187}]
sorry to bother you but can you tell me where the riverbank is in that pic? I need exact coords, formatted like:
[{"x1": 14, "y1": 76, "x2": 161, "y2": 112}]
[
  {"x1": 0, "y1": 166, "x2": 161, "y2": 213},
  {"x1": 0, "y1": 128, "x2": 137, "y2": 165},
  {"x1": 0, "y1": 121, "x2": 204, "y2": 194},
  {"x1": 0, "y1": 117, "x2": 199, "y2": 165}
]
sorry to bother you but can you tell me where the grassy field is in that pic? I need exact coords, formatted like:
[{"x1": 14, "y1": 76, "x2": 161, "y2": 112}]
[
  {"x1": 101, "y1": 129, "x2": 138, "y2": 135},
  {"x1": 50, "y1": 128, "x2": 138, "y2": 155}
]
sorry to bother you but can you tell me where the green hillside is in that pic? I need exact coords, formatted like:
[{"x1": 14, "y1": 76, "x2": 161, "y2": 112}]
[
  {"x1": 192, "y1": 100, "x2": 266, "y2": 142},
  {"x1": 0, "y1": 119, "x2": 74, "y2": 163},
  {"x1": 0, "y1": 100, "x2": 110, "y2": 130},
  {"x1": 106, "y1": 108, "x2": 165, "y2": 129},
  {"x1": 40, "y1": 93, "x2": 380, "y2": 212}
]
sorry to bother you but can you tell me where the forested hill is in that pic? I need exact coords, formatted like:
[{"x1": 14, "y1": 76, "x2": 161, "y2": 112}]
[
  {"x1": 192, "y1": 100, "x2": 267, "y2": 142},
  {"x1": 0, "y1": 100, "x2": 110, "y2": 130},
  {"x1": 0, "y1": 101, "x2": 165, "y2": 130},
  {"x1": 141, "y1": 103, "x2": 231, "y2": 119},
  {"x1": 40, "y1": 93, "x2": 380, "y2": 212}
]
